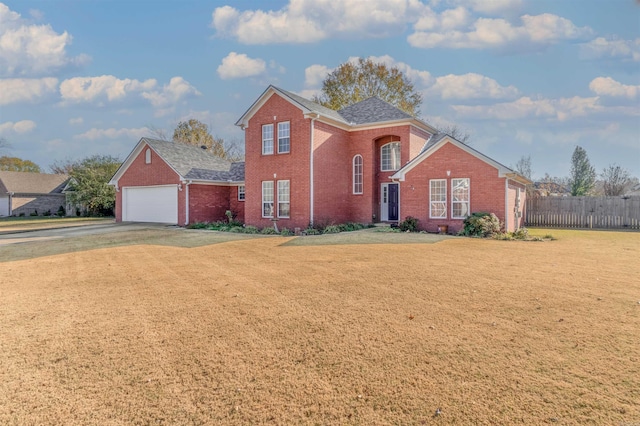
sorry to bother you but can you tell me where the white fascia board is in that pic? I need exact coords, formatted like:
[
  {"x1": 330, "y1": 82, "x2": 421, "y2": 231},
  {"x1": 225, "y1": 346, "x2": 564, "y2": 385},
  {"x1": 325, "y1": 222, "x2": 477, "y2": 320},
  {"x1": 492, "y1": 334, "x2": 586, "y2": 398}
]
[
  {"x1": 236, "y1": 86, "x2": 313, "y2": 129},
  {"x1": 186, "y1": 180, "x2": 245, "y2": 186},
  {"x1": 392, "y1": 136, "x2": 513, "y2": 181},
  {"x1": 108, "y1": 138, "x2": 184, "y2": 186}
]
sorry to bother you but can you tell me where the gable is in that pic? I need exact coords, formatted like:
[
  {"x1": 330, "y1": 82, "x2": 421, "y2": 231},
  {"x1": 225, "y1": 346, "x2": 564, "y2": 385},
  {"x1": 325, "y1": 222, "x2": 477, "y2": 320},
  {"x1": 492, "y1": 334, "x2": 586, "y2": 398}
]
[{"x1": 391, "y1": 135, "x2": 531, "y2": 185}]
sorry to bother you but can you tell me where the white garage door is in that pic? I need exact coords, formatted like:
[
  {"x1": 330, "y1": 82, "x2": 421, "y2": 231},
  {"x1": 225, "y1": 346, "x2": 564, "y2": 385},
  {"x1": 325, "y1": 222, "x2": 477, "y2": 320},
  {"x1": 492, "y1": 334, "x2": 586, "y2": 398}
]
[
  {"x1": 123, "y1": 185, "x2": 178, "y2": 224},
  {"x1": 0, "y1": 196, "x2": 9, "y2": 216}
]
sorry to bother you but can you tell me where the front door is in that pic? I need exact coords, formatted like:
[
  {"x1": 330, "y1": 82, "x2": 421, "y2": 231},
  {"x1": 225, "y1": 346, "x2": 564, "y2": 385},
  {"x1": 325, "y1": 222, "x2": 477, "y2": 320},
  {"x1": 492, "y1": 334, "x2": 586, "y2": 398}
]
[{"x1": 381, "y1": 183, "x2": 399, "y2": 221}]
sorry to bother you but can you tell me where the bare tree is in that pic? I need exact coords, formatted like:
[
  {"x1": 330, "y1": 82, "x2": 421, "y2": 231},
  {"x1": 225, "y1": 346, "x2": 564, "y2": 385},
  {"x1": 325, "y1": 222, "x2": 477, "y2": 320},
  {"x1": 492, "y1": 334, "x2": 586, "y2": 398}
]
[
  {"x1": 435, "y1": 123, "x2": 472, "y2": 144},
  {"x1": 514, "y1": 155, "x2": 533, "y2": 180},
  {"x1": 601, "y1": 163, "x2": 633, "y2": 196}
]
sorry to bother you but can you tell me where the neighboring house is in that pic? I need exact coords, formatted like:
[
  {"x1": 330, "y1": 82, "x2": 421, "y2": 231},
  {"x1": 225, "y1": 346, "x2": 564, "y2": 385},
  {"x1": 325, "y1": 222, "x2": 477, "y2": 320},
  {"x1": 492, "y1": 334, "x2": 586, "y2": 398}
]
[
  {"x1": 109, "y1": 138, "x2": 245, "y2": 225},
  {"x1": 235, "y1": 85, "x2": 530, "y2": 233},
  {"x1": 532, "y1": 181, "x2": 570, "y2": 197},
  {"x1": 0, "y1": 171, "x2": 69, "y2": 217}
]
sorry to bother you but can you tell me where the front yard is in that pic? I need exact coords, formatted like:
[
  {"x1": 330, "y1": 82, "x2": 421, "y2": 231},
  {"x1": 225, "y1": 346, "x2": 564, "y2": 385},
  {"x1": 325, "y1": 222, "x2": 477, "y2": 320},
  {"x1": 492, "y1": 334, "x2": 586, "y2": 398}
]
[{"x1": 0, "y1": 228, "x2": 638, "y2": 424}]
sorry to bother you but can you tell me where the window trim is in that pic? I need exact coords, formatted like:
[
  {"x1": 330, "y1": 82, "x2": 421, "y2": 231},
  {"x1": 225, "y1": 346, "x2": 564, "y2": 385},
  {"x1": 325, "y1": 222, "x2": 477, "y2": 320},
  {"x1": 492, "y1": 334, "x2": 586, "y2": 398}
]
[
  {"x1": 380, "y1": 142, "x2": 401, "y2": 171},
  {"x1": 352, "y1": 154, "x2": 363, "y2": 195},
  {"x1": 277, "y1": 180, "x2": 290, "y2": 218},
  {"x1": 262, "y1": 181, "x2": 274, "y2": 218},
  {"x1": 277, "y1": 121, "x2": 290, "y2": 154},
  {"x1": 238, "y1": 185, "x2": 245, "y2": 201},
  {"x1": 262, "y1": 124, "x2": 274, "y2": 155},
  {"x1": 451, "y1": 178, "x2": 470, "y2": 219},
  {"x1": 429, "y1": 179, "x2": 447, "y2": 219}
]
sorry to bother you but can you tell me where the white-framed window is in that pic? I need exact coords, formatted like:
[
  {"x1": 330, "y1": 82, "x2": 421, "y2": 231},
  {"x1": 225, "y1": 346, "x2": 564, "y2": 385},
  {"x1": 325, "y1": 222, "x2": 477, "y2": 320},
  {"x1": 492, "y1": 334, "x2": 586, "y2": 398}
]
[
  {"x1": 277, "y1": 180, "x2": 290, "y2": 218},
  {"x1": 353, "y1": 155, "x2": 363, "y2": 194},
  {"x1": 262, "y1": 181, "x2": 274, "y2": 217},
  {"x1": 262, "y1": 124, "x2": 274, "y2": 155},
  {"x1": 145, "y1": 148, "x2": 151, "y2": 164},
  {"x1": 278, "y1": 122, "x2": 290, "y2": 153},
  {"x1": 238, "y1": 185, "x2": 245, "y2": 201},
  {"x1": 430, "y1": 179, "x2": 447, "y2": 218},
  {"x1": 452, "y1": 178, "x2": 470, "y2": 219},
  {"x1": 381, "y1": 142, "x2": 400, "y2": 171}
]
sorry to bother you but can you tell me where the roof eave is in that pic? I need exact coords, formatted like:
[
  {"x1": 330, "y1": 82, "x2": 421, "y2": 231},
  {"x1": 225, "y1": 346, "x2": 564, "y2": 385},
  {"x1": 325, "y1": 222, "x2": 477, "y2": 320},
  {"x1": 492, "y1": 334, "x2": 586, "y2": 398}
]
[
  {"x1": 350, "y1": 117, "x2": 437, "y2": 134},
  {"x1": 236, "y1": 85, "x2": 316, "y2": 129}
]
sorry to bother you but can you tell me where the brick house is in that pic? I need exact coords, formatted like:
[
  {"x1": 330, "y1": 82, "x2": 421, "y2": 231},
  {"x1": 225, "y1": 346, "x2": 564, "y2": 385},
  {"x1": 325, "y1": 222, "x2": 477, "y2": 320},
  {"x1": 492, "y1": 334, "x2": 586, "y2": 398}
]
[
  {"x1": 0, "y1": 171, "x2": 69, "y2": 217},
  {"x1": 235, "y1": 86, "x2": 530, "y2": 233},
  {"x1": 109, "y1": 138, "x2": 244, "y2": 225}
]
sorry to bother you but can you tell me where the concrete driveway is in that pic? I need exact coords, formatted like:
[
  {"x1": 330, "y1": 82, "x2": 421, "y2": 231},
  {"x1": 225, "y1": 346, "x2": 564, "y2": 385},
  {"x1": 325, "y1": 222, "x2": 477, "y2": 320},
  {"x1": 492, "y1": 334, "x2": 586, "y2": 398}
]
[{"x1": 0, "y1": 222, "x2": 177, "y2": 246}]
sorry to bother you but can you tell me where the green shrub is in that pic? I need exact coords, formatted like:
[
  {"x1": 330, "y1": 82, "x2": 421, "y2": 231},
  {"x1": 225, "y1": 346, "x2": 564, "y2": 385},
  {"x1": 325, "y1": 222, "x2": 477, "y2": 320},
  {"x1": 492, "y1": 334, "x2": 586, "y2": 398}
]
[
  {"x1": 459, "y1": 212, "x2": 501, "y2": 237},
  {"x1": 260, "y1": 227, "x2": 277, "y2": 234},
  {"x1": 19, "y1": 212, "x2": 25, "y2": 217},
  {"x1": 512, "y1": 227, "x2": 529, "y2": 240},
  {"x1": 280, "y1": 228, "x2": 293, "y2": 236},
  {"x1": 30, "y1": 210, "x2": 38, "y2": 216},
  {"x1": 304, "y1": 228, "x2": 320, "y2": 235},
  {"x1": 399, "y1": 216, "x2": 419, "y2": 232},
  {"x1": 243, "y1": 225, "x2": 259, "y2": 234},
  {"x1": 323, "y1": 225, "x2": 341, "y2": 234},
  {"x1": 228, "y1": 226, "x2": 244, "y2": 233},
  {"x1": 57, "y1": 206, "x2": 66, "y2": 217}
]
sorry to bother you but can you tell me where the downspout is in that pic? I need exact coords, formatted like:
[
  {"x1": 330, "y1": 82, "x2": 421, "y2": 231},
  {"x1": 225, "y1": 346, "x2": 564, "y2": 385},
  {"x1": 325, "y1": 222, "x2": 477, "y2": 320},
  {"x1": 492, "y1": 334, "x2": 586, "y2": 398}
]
[
  {"x1": 184, "y1": 180, "x2": 192, "y2": 226},
  {"x1": 9, "y1": 192, "x2": 14, "y2": 216},
  {"x1": 504, "y1": 178, "x2": 509, "y2": 232},
  {"x1": 309, "y1": 114, "x2": 318, "y2": 227}
]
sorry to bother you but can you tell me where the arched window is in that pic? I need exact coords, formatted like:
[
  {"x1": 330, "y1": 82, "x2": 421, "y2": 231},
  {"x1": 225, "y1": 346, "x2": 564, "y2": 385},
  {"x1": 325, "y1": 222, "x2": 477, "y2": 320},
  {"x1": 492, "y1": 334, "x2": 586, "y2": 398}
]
[
  {"x1": 381, "y1": 142, "x2": 400, "y2": 171},
  {"x1": 145, "y1": 148, "x2": 151, "y2": 164},
  {"x1": 353, "y1": 155, "x2": 363, "y2": 194}
]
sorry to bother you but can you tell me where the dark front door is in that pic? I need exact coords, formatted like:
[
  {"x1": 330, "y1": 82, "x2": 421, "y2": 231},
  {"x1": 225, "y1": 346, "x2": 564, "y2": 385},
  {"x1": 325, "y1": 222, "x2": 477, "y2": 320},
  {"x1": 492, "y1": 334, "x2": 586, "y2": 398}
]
[{"x1": 388, "y1": 183, "x2": 399, "y2": 221}]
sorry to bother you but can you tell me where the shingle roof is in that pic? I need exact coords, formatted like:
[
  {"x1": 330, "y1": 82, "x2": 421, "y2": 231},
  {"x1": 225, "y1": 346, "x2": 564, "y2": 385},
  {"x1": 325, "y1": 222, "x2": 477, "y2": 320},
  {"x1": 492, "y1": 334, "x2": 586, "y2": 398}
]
[
  {"x1": 0, "y1": 171, "x2": 69, "y2": 194},
  {"x1": 338, "y1": 97, "x2": 413, "y2": 125},
  {"x1": 143, "y1": 138, "x2": 244, "y2": 182},
  {"x1": 275, "y1": 87, "x2": 347, "y2": 124}
]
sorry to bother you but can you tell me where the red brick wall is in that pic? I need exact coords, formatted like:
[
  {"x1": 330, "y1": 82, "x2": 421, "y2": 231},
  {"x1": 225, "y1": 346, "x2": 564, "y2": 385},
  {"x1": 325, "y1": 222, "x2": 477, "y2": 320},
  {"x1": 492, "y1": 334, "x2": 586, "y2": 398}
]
[
  {"x1": 244, "y1": 94, "x2": 311, "y2": 230},
  {"x1": 229, "y1": 186, "x2": 245, "y2": 223},
  {"x1": 115, "y1": 144, "x2": 183, "y2": 223},
  {"x1": 400, "y1": 142, "x2": 509, "y2": 234},
  {"x1": 188, "y1": 184, "x2": 230, "y2": 224}
]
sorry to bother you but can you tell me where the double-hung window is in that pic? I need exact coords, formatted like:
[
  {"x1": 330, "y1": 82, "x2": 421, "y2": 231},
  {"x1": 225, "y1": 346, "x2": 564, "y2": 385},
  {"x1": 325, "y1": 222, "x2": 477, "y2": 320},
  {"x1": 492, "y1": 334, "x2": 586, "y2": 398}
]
[
  {"x1": 452, "y1": 178, "x2": 470, "y2": 219},
  {"x1": 238, "y1": 185, "x2": 245, "y2": 201},
  {"x1": 277, "y1": 180, "x2": 290, "y2": 218},
  {"x1": 353, "y1": 155, "x2": 363, "y2": 194},
  {"x1": 278, "y1": 122, "x2": 290, "y2": 153},
  {"x1": 381, "y1": 142, "x2": 400, "y2": 171},
  {"x1": 262, "y1": 181, "x2": 274, "y2": 217},
  {"x1": 430, "y1": 179, "x2": 447, "y2": 218},
  {"x1": 262, "y1": 124, "x2": 274, "y2": 155}
]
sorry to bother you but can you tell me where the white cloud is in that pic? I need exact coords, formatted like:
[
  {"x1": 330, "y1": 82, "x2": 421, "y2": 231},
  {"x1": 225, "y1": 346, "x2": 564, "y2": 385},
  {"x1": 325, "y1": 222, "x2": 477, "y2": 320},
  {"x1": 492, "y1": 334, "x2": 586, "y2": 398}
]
[
  {"x1": 0, "y1": 3, "x2": 89, "y2": 77},
  {"x1": 0, "y1": 119, "x2": 37, "y2": 134},
  {"x1": 140, "y1": 76, "x2": 201, "y2": 107},
  {"x1": 74, "y1": 126, "x2": 151, "y2": 140},
  {"x1": 460, "y1": 0, "x2": 523, "y2": 14},
  {"x1": 408, "y1": 13, "x2": 592, "y2": 51},
  {"x1": 60, "y1": 75, "x2": 157, "y2": 104},
  {"x1": 69, "y1": 117, "x2": 83, "y2": 125},
  {"x1": 428, "y1": 73, "x2": 519, "y2": 99},
  {"x1": 451, "y1": 96, "x2": 602, "y2": 121},
  {"x1": 217, "y1": 52, "x2": 267, "y2": 79},
  {"x1": 581, "y1": 37, "x2": 640, "y2": 62},
  {"x1": 589, "y1": 77, "x2": 639, "y2": 99},
  {"x1": 211, "y1": 0, "x2": 426, "y2": 44},
  {"x1": 0, "y1": 77, "x2": 58, "y2": 105},
  {"x1": 363, "y1": 55, "x2": 434, "y2": 88},
  {"x1": 304, "y1": 64, "x2": 331, "y2": 87}
]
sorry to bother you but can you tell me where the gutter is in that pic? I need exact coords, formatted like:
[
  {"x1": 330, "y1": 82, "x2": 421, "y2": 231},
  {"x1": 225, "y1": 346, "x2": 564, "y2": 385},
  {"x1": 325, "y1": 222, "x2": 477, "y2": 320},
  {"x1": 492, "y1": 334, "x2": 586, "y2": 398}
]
[
  {"x1": 504, "y1": 178, "x2": 509, "y2": 232},
  {"x1": 309, "y1": 113, "x2": 319, "y2": 226},
  {"x1": 184, "y1": 180, "x2": 192, "y2": 226}
]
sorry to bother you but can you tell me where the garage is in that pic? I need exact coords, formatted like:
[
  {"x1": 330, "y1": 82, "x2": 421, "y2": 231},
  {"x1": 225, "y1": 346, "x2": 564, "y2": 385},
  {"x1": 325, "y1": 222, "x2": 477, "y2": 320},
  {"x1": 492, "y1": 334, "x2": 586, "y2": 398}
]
[
  {"x1": 122, "y1": 185, "x2": 178, "y2": 224},
  {"x1": 0, "y1": 196, "x2": 9, "y2": 216}
]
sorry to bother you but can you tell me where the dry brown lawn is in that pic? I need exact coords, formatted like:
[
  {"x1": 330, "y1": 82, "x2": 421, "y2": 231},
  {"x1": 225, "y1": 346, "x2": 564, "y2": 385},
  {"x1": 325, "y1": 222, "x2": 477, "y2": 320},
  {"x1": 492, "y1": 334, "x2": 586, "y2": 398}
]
[{"x1": 0, "y1": 229, "x2": 638, "y2": 425}]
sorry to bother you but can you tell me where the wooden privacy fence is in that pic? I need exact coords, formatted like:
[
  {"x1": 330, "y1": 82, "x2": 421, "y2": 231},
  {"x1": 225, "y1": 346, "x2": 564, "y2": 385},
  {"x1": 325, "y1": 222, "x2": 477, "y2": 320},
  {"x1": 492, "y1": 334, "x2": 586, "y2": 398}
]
[{"x1": 525, "y1": 196, "x2": 640, "y2": 230}]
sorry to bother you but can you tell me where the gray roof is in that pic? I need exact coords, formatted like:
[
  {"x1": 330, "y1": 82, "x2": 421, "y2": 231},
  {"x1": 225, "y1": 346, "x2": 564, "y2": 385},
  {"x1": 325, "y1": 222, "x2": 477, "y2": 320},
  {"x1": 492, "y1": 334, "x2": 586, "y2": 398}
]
[
  {"x1": 274, "y1": 87, "x2": 347, "y2": 124},
  {"x1": 420, "y1": 132, "x2": 449, "y2": 153},
  {"x1": 338, "y1": 97, "x2": 413, "y2": 125},
  {"x1": 143, "y1": 138, "x2": 244, "y2": 182},
  {"x1": 0, "y1": 171, "x2": 69, "y2": 194}
]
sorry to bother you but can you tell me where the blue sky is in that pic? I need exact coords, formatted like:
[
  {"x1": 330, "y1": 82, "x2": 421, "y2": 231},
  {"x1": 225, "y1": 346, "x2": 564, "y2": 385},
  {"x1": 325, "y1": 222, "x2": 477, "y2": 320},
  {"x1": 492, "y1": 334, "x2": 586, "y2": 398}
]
[{"x1": 1, "y1": 0, "x2": 638, "y2": 179}]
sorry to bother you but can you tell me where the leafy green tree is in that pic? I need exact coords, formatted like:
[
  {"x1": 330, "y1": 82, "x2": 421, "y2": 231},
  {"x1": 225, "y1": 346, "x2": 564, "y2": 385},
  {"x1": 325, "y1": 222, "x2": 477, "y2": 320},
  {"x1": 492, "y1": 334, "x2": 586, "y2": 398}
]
[
  {"x1": 569, "y1": 146, "x2": 596, "y2": 196},
  {"x1": 313, "y1": 58, "x2": 423, "y2": 116},
  {"x1": 0, "y1": 156, "x2": 41, "y2": 172},
  {"x1": 66, "y1": 155, "x2": 121, "y2": 216},
  {"x1": 173, "y1": 119, "x2": 244, "y2": 161},
  {"x1": 601, "y1": 164, "x2": 633, "y2": 196},
  {"x1": 49, "y1": 157, "x2": 76, "y2": 174}
]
